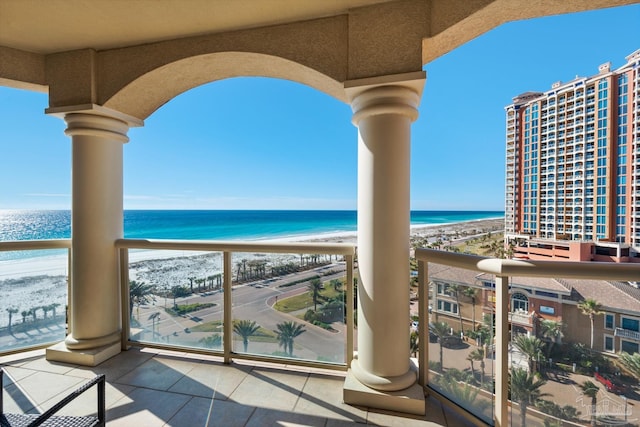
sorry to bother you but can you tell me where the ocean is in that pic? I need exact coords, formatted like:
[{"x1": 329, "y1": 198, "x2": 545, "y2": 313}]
[
  {"x1": 0, "y1": 210, "x2": 504, "y2": 261},
  {"x1": 0, "y1": 209, "x2": 503, "y2": 328}
]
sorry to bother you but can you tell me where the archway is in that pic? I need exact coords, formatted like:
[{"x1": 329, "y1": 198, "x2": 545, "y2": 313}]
[{"x1": 103, "y1": 52, "x2": 346, "y2": 121}]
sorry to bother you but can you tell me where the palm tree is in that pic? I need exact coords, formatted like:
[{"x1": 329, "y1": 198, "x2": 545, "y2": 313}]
[
  {"x1": 539, "y1": 319, "x2": 563, "y2": 358},
  {"x1": 475, "y1": 313, "x2": 494, "y2": 350},
  {"x1": 235, "y1": 262, "x2": 243, "y2": 281},
  {"x1": 466, "y1": 351, "x2": 477, "y2": 380},
  {"x1": 619, "y1": 351, "x2": 640, "y2": 379},
  {"x1": 462, "y1": 287, "x2": 478, "y2": 331},
  {"x1": 437, "y1": 369, "x2": 492, "y2": 418},
  {"x1": 509, "y1": 367, "x2": 549, "y2": 427},
  {"x1": 308, "y1": 278, "x2": 323, "y2": 311},
  {"x1": 513, "y1": 335, "x2": 544, "y2": 373},
  {"x1": 579, "y1": 380, "x2": 600, "y2": 427},
  {"x1": 6, "y1": 307, "x2": 18, "y2": 334},
  {"x1": 129, "y1": 280, "x2": 154, "y2": 320},
  {"x1": 438, "y1": 371, "x2": 479, "y2": 406},
  {"x1": 430, "y1": 321, "x2": 450, "y2": 372},
  {"x1": 410, "y1": 331, "x2": 419, "y2": 357},
  {"x1": 448, "y1": 284, "x2": 464, "y2": 333},
  {"x1": 233, "y1": 319, "x2": 261, "y2": 353},
  {"x1": 49, "y1": 303, "x2": 61, "y2": 320},
  {"x1": 467, "y1": 348, "x2": 485, "y2": 386},
  {"x1": 275, "y1": 321, "x2": 306, "y2": 357},
  {"x1": 199, "y1": 334, "x2": 222, "y2": 349},
  {"x1": 578, "y1": 298, "x2": 602, "y2": 350}
]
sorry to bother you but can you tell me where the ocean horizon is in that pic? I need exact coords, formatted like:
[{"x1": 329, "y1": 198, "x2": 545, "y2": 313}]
[
  {"x1": 0, "y1": 209, "x2": 504, "y2": 262},
  {"x1": 0, "y1": 209, "x2": 504, "y2": 326}
]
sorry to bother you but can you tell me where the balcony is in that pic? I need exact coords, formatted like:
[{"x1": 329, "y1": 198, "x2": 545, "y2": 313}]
[
  {"x1": 508, "y1": 310, "x2": 535, "y2": 326},
  {"x1": 614, "y1": 327, "x2": 640, "y2": 342},
  {"x1": 1, "y1": 3, "x2": 638, "y2": 427},
  {"x1": 5, "y1": 242, "x2": 640, "y2": 426},
  {"x1": 0, "y1": 347, "x2": 466, "y2": 427},
  {"x1": 416, "y1": 249, "x2": 640, "y2": 427},
  {"x1": 1, "y1": 239, "x2": 466, "y2": 426}
]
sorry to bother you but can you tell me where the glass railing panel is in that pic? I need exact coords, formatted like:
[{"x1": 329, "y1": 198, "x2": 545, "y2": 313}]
[
  {"x1": 426, "y1": 262, "x2": 495, "y2": 425},
  {"x1": 509, "y1": 276, "x2": 639, "y2": 427},
  {"x1": 231, "y1": 251, "x2": 349, "y2": 365},
  {"x1": 126, "y1": 249, "x2": 224, "y2": 351},
  {"x1": 0, "y1": 248, "x2": 69, "y2": 352}
]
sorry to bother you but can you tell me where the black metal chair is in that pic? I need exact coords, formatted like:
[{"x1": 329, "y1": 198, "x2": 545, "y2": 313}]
[{"x1": 0, "y1": 368, "x2": 105, "y2": 427}]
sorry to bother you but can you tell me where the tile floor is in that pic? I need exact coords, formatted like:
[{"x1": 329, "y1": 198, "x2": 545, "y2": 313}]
[{"x1": 1, "y1": 347, "x2": 476, "y2": 426}]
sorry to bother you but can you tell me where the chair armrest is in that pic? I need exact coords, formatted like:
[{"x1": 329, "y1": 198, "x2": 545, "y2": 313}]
[
  {"x1": 33, "y1": 373, "x2": 105, "y2": 426},
  {"x1": 1, "y1": 368, "x2": 106, "y2": 427}
]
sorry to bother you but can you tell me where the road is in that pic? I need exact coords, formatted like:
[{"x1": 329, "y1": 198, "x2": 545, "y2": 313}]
[{"x1": 134, "y1": 262, "x2": 349, "y2": 363}]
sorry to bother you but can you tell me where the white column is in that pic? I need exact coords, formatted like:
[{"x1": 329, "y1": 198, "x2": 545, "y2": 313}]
[
  {"x1": 343, "y1": 73, "x2": 426, "y2": 415},
  {"x1": 46, "y1": 105, "x2": 142, "y2": 366}
]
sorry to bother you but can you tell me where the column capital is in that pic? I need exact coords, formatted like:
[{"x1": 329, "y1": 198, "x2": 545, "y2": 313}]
[
  {"x1": 345, "y1": 71, "x2": 426, "y2": 126},
  {"x1": 46, "y1": 104, "x2": 143, "y2": 143},
  {"x1": 46, "y1": 103, "x2": 144, "y2": 127},
  {"x1": 345, "y1": 71, "x2": 426, "y2": 98}
]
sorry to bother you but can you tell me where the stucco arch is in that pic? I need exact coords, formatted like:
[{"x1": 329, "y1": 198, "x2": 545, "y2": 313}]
[{"x1": 103, "y1": 51, "x2": 346, "y2": 121}]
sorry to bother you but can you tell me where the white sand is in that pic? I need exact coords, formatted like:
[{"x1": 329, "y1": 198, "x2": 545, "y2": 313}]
[{"x1": 0, "y1": 218, "x2": 503, "y2": 326}]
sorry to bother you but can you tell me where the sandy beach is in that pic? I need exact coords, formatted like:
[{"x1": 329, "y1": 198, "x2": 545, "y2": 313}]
[{"x1": 0, "y1": 217, "x2": 504, "y2": 326}]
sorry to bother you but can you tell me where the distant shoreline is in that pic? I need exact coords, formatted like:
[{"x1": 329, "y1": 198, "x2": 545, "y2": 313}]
[
  {"x1": 0, "y1": 216, "x2": 504, "y2": 326},
  {"x1": 0, "y1": 217, "x2": 504, "y2": 280}
]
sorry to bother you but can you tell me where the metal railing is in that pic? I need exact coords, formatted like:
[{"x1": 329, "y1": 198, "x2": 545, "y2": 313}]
[
  {"x1": 508, "y1": 311, "x2": 534, "y2": 325},
  {"x1": 614, "y1": 327, "x2": 640, "y2": 342},
  {"x1": 0, "y1": 239, "x2": 71, "y2": 355},
  {"x1": 415, "y1": 248, "x2": 640, "y2": 427},
  {"x1": 116, "y1": 238, "x2": 355, "y2": 371}
]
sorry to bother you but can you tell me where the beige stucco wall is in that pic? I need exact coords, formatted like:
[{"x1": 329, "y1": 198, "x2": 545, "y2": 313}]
[{"x1": 3, "y1": 0, "x2": 638, "y2": 120}]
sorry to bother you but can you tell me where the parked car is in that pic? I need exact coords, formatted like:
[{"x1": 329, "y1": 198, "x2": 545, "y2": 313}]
[{"x1": 595, "y1": 372, "x2": 627, "y2": 394}]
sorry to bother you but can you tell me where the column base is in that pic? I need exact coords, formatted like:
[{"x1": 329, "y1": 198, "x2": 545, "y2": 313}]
[
  {"x1": 343, "y1": 370, "x2": 425, "y2": 415},
  {"x1": 46, "y1": 341, "x2": 121, "y2": 366}
]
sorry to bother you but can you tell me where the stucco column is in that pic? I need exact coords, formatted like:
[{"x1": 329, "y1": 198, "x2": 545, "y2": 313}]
[
  {"x1": 343, "y1": 72, "x2": 426, "y2": 415},
  {"x1": 46, "y1": 105, "x2": 142, "y2": 366}
]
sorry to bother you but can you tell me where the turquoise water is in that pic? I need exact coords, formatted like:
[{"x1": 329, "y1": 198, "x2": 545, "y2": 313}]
[{"x1": 0, "y1": 210, "x2": 503, "y2": 260}]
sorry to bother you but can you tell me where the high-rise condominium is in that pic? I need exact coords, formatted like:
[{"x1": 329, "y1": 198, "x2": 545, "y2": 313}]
[{"x1": 505, "y1": 50, "x2": 640, "y2": 261}]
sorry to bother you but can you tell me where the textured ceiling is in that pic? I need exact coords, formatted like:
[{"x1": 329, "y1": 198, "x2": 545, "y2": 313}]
[{"x1": 0, "y1": 0, "x2": 393, "y2": 54}]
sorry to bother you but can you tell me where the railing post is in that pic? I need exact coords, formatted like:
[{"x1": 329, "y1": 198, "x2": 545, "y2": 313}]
[
  {"x1": 119, "y1": 248, "x2": 130, "y2": 349},
  {"x1": 495, "y1": 274, "x2": 509, "y2": 427},
  {"x1": 67, "y1": 247, "x2": 72, "y2": 336},
  {"x1": 418, "y1": 259, "x2": 428, "y2": 387},
  {"x1": 346, "y1": 254, "x2": 355, "y2": 366},
  {"x1": 223, "y1": 251, "x2": 232, "y2": 364}
]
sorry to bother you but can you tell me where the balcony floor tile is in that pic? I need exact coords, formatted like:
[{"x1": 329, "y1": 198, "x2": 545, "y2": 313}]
[{"x1": 1, "y1": 348, "x2": 475, "y2": 426}]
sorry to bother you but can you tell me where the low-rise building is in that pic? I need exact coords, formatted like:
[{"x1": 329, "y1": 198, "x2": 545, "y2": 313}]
[
  {"x1": 511, "y1": 237, "x2": 640, "y2": 263},
  {"x1": 429, "y1": 263, "x2": 640, "y2": 353}
]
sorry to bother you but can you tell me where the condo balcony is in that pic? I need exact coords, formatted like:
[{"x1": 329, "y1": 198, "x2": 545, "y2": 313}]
[
  {"x1": 2, "y1": 2, "x2": 639, "y2": 426},
  {"x1": 3, "y1": 239, "x2": 459, "y2": 426},
  {"x1": 508, "y1": 310, "x2": 535, "y2": 326},
  {"x1": 614, "y1": 328, "x2": 640, "y2": 342},
  {"x1": 3, "y1": 240, "x2": 640, "y2": 426}
]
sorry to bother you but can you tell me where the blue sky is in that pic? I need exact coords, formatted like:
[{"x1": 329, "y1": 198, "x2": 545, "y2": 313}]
[{"x1": 1, "y1": 4, "x2": 639, "y2": 211}]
